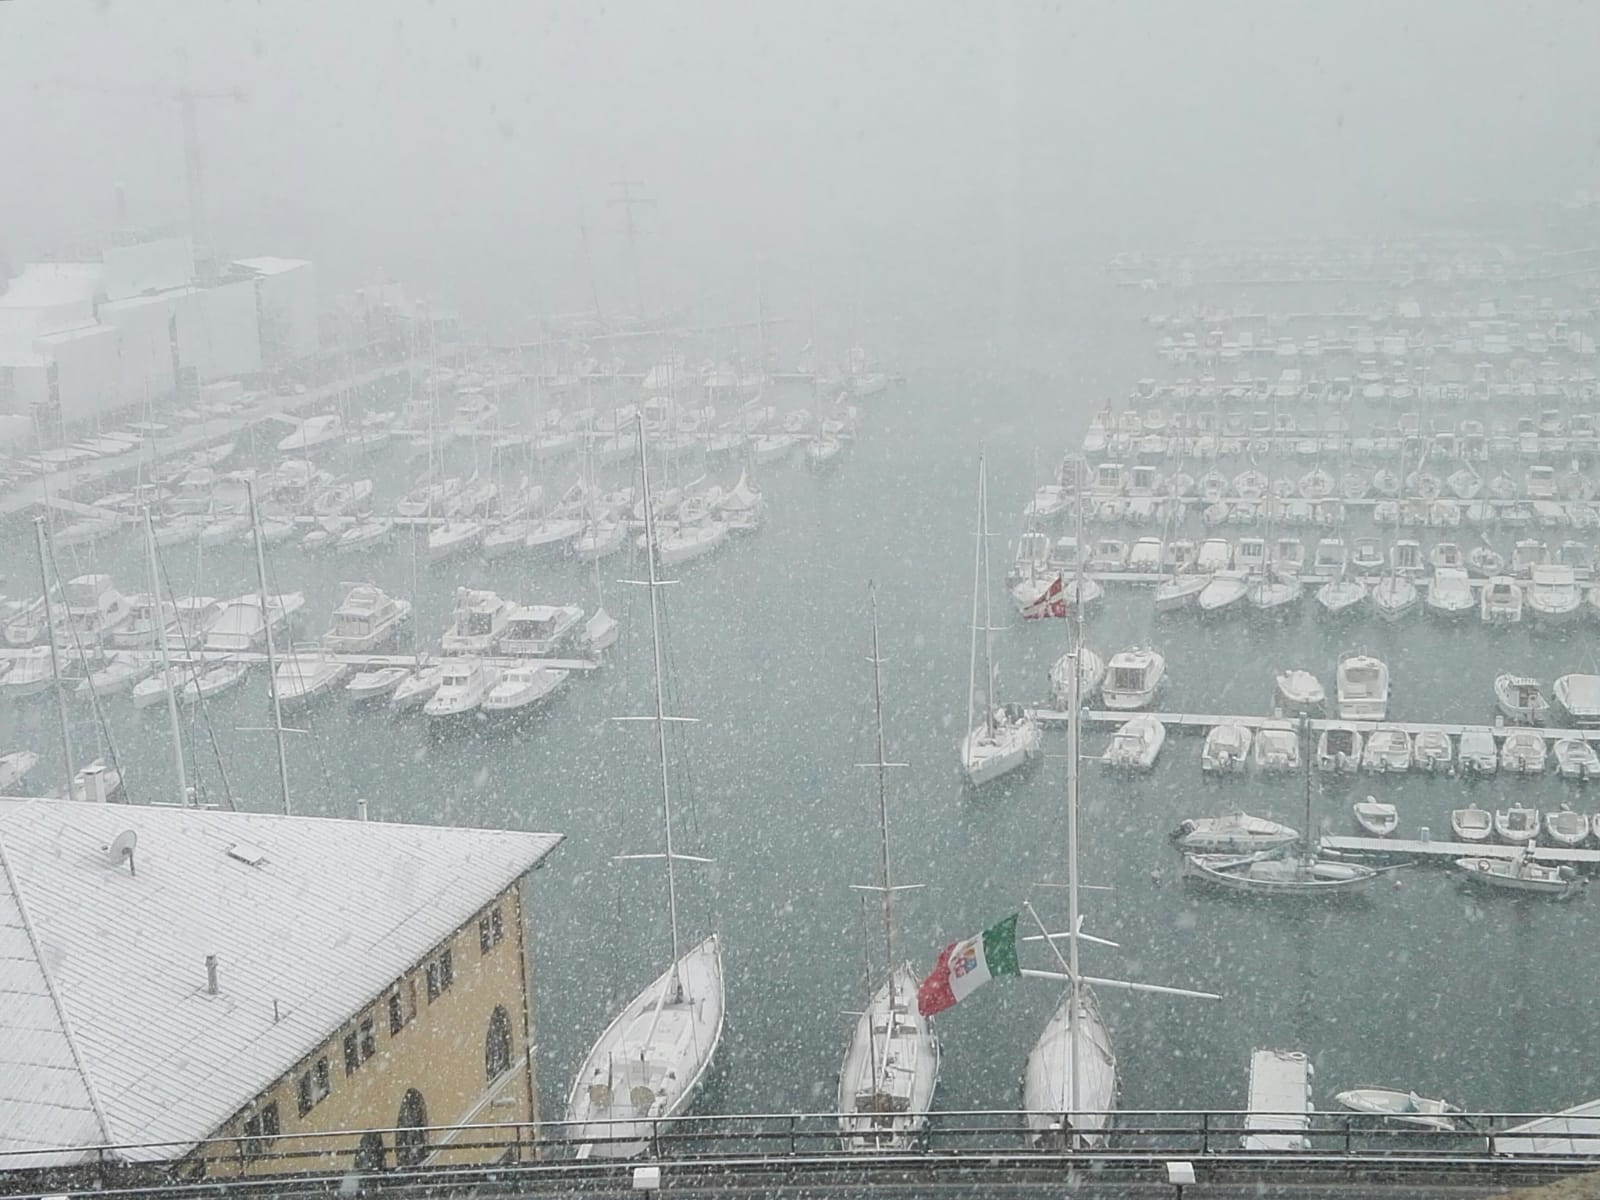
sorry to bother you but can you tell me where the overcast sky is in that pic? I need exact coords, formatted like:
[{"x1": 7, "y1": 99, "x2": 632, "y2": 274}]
[{"x1": 3, "y1": 1, "x2": 1599, "y2": 335}]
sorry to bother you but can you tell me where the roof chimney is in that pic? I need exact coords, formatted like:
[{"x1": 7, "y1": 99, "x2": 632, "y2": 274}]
[
  {"x1": 205, "y1": 954, "x2": 219, "y2": 995},
  {"x1": 356, "y1": 797, "x2": 368, "y2": 822}
]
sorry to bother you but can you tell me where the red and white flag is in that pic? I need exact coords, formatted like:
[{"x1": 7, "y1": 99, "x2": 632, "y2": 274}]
[{"x1": 1020, "y1": 573, "x2": 1068, "y2": 620}]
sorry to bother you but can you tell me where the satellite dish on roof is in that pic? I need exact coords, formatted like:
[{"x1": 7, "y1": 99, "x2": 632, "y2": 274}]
[{"x1": 106, "y1": 829, "x2": 138, "y2": 874}]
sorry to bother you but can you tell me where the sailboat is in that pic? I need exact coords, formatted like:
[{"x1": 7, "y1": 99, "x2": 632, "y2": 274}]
[
  {"x1": 565, "y1": 418, "x2": 725, "y2": 1159},
  {"x1": 959, "y1": 456, "x2": 1041, "y2": 787},
  {"x1": 838, "y1": 588, "x2": 940, "y2": 1151}
]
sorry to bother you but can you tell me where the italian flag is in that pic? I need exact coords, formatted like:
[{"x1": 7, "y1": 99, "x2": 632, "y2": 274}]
[{"x1": 916, "y1": 914, "x2": 1021, "y2": 1016}]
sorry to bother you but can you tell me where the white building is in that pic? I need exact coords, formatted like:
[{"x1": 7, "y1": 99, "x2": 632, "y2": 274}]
[{"x1": 234, "y1": 257, "x2": 319, "y2": 366}]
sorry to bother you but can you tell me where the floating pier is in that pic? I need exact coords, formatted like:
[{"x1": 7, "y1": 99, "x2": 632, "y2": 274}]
[
  {"x1": 1322, "y1": 835, "x2": 1600, "y2": 870},
  {"x1": 1026, "y1": 708, "x2": 1600, "y2": 744},
  {"x1": 0, "y1": 647, "x2": 602, "y2": 673}
]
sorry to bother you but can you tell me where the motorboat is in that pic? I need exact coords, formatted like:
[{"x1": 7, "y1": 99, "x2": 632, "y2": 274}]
[
  {"x1": 1413, "y1": 730, "x2": 1453, "y2": 774},
  {"x1": 1196, "y1": 538, "x2": 1232, "y2": 572},
  {"x1": 1458, "y1": 729, "x2": 1499, "y2": 777},
  {"x1": 1334, "y1": 1088, "x2": 1462, "y2": 1132},
  {"x1": 322, "y1": 583, "x2": 412, "y2": 653},
  {"x1": 181, "y1": 660, "x2": 250, "y2": 704},
  {"x1": 1183, "y1": 851, "x2": 1380, "y2": 895},
  {"x1": 1048, "y1": 647, "x2": 1105, "y2": 707},
  {"x1": 1424, "y1": 568, "x2": 1475, "y2": 619},
  {"x1": 270, "y1": 652, "x2": 352, "y2": 709},
  {"x1": 1547, "y1": 805, "x2": 1592, "y2": 846},
  {"x1": 1335, "y1": 653, "x2": 1388, "y2": 721},
  {"x1": 1102, "y1": 716, "x2": 1165, "y2": 770},
  {"x1": 499, "y1": 604, "x2": 585, "y2": 657},
  {"x1": 389, "y1": 664, "x2": 445, "y2": 712},
  {"x1": 60, "y1": 574, "x2": 135, "y2": 647},
  {"x1": 1317, "y1": 724, "x2": 1363, "y2": 774},
  {"x1": 1171, "y1": 812, "x2": 1298, "y2": 854},
  {"x1": 481, "y1": 664, "x2": 569, "y2": 718},
  {"x1": 1480, "y1": 576, "x2": 1523, "y2": 625},
  {"x1": 1526, "y1": 564, "x2": 1581, "y2": 624},
  {"x1": 1351, "y1": 538, "x2": 1385, "y2": 573},
  {"x1": 1353, "y1": 797, "x2": 1399, "y2": 837},
  {"x1": 1554, "y1": 674, "x2": 1600, "y2": 728},
  {"x1": 439, "y1": 588, "x2": 515, "y2": 655},
  {"x1": 1554, "y1": 740, "x2": 1600, "y2": 782},
  {"x1": 1451, "y1": 805, "x2": 1493, "y2": 842},
  {"x1": 1454, "y1": 850, "x2": 1583, "y2": 899},
  {"x1": 1495, "y1": 802, "x2": 1542, "y2": 842},
  {"x1": 960, "y1": 703, "x2": 1043, "y2": 787},
  {"x1": 79, "y1": 652, "x2": 154, "y2": 697},
  {"x1": 345, "y1": 665, "x2": 409, "y2": 702},
  {"x1": 204, "y1": 593, "x2": 305, "y2": 653},
  {"x1": 111, "y1": 594, "x2": 177, "y2": 649},
  {"x1": 423, "y1": 657, "x2": 499, "y2": 726},
  {"x1": 1512, "y1": 538, "x2": 1550, "y2": 574},
  {"x1": 1197, "y1": 572, "x2": 1249, "y2": 614},
  {"x1": 1252, "y1": 722, "x2": 1300, "y2": 773},
  {"x1": 1501, "y1": 731, "x2": 1547, "y2": 776},
  {"x1": 1200, "y1": 724, "x2": 1251, "y2": 774},
  {"x1": 1494, "y1": 675, "x2": 1549, "y2": 725},
  {"x1": 173, "y1": 596, "x2": 223, "y2": 645},
  {"x1": 1361, "y1": 728, "x2": 1412, "y2": 773},
  {"x1": 1370, "y1": 575, "x2": 1418, "y2": 621},
  {"x1": 1101, "y1": 647, "x2": 1166, "y2": 710},
  {"x1": 1274, "y1": 669, "x2": 1324, "y2": 715},
  {"x1": 1467, "y1": 546, "x2": 1505, "y2": 577}
]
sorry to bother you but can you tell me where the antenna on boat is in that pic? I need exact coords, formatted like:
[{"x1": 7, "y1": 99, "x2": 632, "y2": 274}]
[
  {"x1": 33, "y1": 516, "x2": 75, "y2": 792},
  {"x1": 246, "y1": 479, "x2": 292, "y2": 816}
]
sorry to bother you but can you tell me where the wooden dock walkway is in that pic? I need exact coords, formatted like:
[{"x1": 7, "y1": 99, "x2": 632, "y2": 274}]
[
  {"x1": 0, "y1": 647, "x2": 602, "y2": 673},
  {"x1": 1322, "y1": 834, "x2": 1600, "y2": 869},
  {"x1": 1026, "y1": 708, "x2": 1600, "y2": 743}
]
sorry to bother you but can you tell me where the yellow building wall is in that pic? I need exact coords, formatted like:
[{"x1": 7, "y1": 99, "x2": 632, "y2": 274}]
[{"x1": 196, "y1": 882, "x2": 537, "y2": 1178}]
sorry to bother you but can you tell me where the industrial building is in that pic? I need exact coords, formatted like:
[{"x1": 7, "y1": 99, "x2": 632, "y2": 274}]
[{"x1": 0, "y1": 236, "x2": 318, "y2": 439}]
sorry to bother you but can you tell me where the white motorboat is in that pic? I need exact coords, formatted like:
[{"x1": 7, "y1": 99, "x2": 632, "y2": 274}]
[
  {"x1": 1101, "y1": 647, "x2": 1166, "y2": 710},
  {"x1": 1455, "y1": 850, "x2": 1583, "y2": 899},
  {"x1": 1316, "y1": 576, "x2": 1367, "y2": 618},
  {"x1": 1495, "y1": 802, "x2": 1542, "y2": 842},
  {"x1": 270, "y1": 652, "x2": 351, "y2": 709},
  {"x1": 1424, "y1": 567, "x2": 1475, "y2": 618},
  {"x1": 1274, "y1": 669, "x2": 1324, "y2": 714},
  {"x1": 1527, "y1": 564, "x2": 1581, "y2": 623},
  {"x1": 67, "y1": 758, "x2": 124, "y2": 803},
  {"x1": 439, "y1": 588, "x2": 515, "y2": 655},
  {"x1": 481, "y1": 664, "x2": 569, "y2": 718},
  {"x1": 1547, "y1": 805, "x2": 1591, "y2": 845},
  {"x1": 174, "y1": 596, "x2": 223, "y2": 644},
  {"x1": 1494, "y1": 674, "x2": 1550, "y2": 725},
  {"x1": 181, "y1": 660, "x2": 250, "y2": 704},
  {"x1": 1370, "y1": 575, "x2": 1418, "y2": 621},
  {"x1": 1352, "y1": 797, "x2": 1399, "y2": 837},
  {"x1": 1252, "y1": 722, "x2": 1300, "y2": 773},
  {"x1": 1413, "y1": 729, "x2": 1453, "y2": 774},
  {"x1": 111, "y1": 593, "x2": 176, "y2": 649},
  {"x1": 423, "y1": 657, "x2": 499, "y2": 725},
  {"x1": 1334, "y1": 1088, "x2": 1462, "y2": 1131},
  {"x1": 1554, "y1": 741, "x2": 1600, "y2": 782},
  {"x1": 1553, "y1": 674, "x2": 1600, "y2": 728},
  {"x1": 1360, "y1": 727, "x2": 1411, "y2": 773},
  {"x1": 1500, "y1": 730, "x2": 1547, "y2": 775},
  {"x1": 1171, "y1": 811, "x2": 1298, "y2": 854},
  {"x1": 1458, "y1": 729, "x2": 1499, "y2": 777},
  {"x1": 1316, "y1": 724, "x2": 1363, "y2": 774},
  {"x1": 345, "y1": 665, "x2": 409, "y2": 702},
  {"x1": 1480, "y1": 576, "x2": 1523, "y2": 624},
  {"x1": 1201, "y1": 724, "x2": 1252, "y2": 773},
  {"x1": 1102, "y1": 716, "x2": 1165, "y2": 770},
  {"x1": 1335, "y1": 653, "x2": 1389, "y2": 721},
  {"x1": 0, "y1": 749, "x2": 39, "y2": 794},
  {"x1": 1451, "y1": 804, "x2": 1493, "y2": 842},
  {"x1": 389, "y1": 664, "x2": 445, "y2": 712},
  {"x1": 1048, "y1": 647, "x2": 1105, "y2": 707},
  {"x1": 79, "y1": 652, "x2": 154, "y2": 697},
  {"x1": 500, "y1": 604, "x2": 584, "y2": 657},
  {"x1": 322, "y1": 583, "x2": 412, "y2": 653},
  {"x1": 204, "y1": 593, "x2": 305, "y2": 653},
  {"x1": 1183, "y1": 851, "x2": 1380, "y2": 895},
  {"x1": 60, "y1": 574, "x2": 134, "y2": 647}
]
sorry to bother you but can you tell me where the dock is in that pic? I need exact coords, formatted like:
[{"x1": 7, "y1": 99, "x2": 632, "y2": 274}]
[
  {"x1": 0, "y1": 647, "x2": 602, "y2": 673},
  {"x1": 1321, "y1": 835, "x2": 1600, "y2": 869},
  {"x1": 1242, "y1": 1050, "x2": 1313, "y2": 1152},
  {"x1": 1026, "y1": 708, "x2": 1600, "y2": 744}
]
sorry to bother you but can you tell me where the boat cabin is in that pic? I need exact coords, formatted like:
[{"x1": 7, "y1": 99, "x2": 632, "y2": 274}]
[
  {"x1": 1390, "y1": 541, "x2": 1422, "y2": 574},
  {"x1": 1091, "y1": 462, "x2": 1127, "y2": 494},
  {"x1": 500, "y1": 604, "x2": 584, "y2": 657},
  {"x1": 1235, "y1": 538, "x2": 1267, "y2": 573},
  {"x1": 1312, "y1": 539, "x2": 1346, "y2": 573},
  {"x1": 1128, "y1": 465, "x2": 1159, "y2": 495}
]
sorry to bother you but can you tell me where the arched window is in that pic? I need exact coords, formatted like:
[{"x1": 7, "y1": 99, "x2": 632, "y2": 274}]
[
  {"x1": 353, "y1": 1131, "x2": 386, "y2": 1173},
  {"x1": 394, "y1": 1088, "x2": 428, "y2": 1167},
  {"x1": 485, "y1": 1005, "x2": 513, "y2": 1081}
]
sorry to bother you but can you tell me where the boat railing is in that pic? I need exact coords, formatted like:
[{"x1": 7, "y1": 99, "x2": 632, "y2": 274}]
[{"x1": 9, "y1": 1107, "x2": 1600, "y2": 1194}]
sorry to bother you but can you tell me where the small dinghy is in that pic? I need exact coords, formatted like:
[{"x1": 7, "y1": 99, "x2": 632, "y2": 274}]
[
  {"x1": 1252, "y1": 722, "x2": 1301, "y2": 773},
  {"x1": 1494, "y1": 675, "x2": 1550, "y2": 725},
  {"x1": 1500, "y1": 729, "x2": 1547, "y2": 775},
  {"x1": 1413, "y1": 730, "x2": 1453, "y2": 774},
  {"x1": 1274, "y1": 669, "x2": 1325, "y2": 715},
  {"x1": 1361, "y1": 727, "x2": 1412, "y2": 774},
  {"x1": 1495, "y1": 803, "x2": 1542, "y2": 842},
  {"x1": 1171, "y1": 812, "x2": 1299, "y2": 854},
  {"x1": 1451, "y1": 805, "x2": 1493, "y2": 842},
  {"x1": 1317, "y1": 724, "x2": 1363, "y2": 774},
  {"x1": 1334, "y1": 1088, "x2": 1463, "y2": 1132},
  {"x1": 1353, "y1": 796, "x2": 1399, "y2": 837},
  {"x1": 1102, "y1": 716, "x2": 1165, "y2": 771},
  {"x1": 1554, "y1": 739, "x2": 1600, "y2": 782},
  {"x1": 1200, "y1": 723, "x2": 1251, "y2": 774},
  {"x1": 1457, "y1": 729, "x2": 1498, "y2": 777},
  {"x1": 1546, "y1": 805, "x2": 1591, "y2": 847},
  {"x1": 1455, "y1": 850, "x2": 1584, "y2": 900},
  {"x1": 1480, "y1": 576, "x2": 1523, "y2": 624}
]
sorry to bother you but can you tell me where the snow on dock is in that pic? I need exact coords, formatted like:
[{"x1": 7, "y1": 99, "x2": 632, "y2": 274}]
[{"x1": 1242, "y1": 1050, "x2": 1314, "y2": 1152}]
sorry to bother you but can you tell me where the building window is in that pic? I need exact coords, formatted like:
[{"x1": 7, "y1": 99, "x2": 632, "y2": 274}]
[
  {"x1": 394, "y1": 1089, "x2": 429, "y2": 1168},
  {"x1": 426, "y1": 961, "x2": 439, "y2": 1002},
  {"x1": 480, "y1": 906, "x2": 505, "y2": 954},
  {"x1": 485, "y1": 1005, "x2": 513, "y2": 1081},
  {"x1": 388, "y1": 981, "x2": 416, "y2": 1034},
  {"x1": 359, "y1": 1016, "x2": 376, "y2": 1061},
  {"x1": 241, "y1": 1102, "x2": 280, "y2": 1160},
  {"x1": 297, "y1": 1057, "x2": 330, "y2": 1117},
  {"x1": 343, "y1": 1032, "x2": 360, "y2": 1077},
  {"x1": 426, "y1": 949, "x2": 455, "y2": 1003}
]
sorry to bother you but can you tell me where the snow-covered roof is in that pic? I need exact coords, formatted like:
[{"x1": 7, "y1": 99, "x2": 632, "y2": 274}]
[
  {"x1": 231, "y1": 257, "x2": 312, "y2": 277},
  {"x1": 0, "y1": 262, "x2": 104, "y2": 311},
  {"x1": 0, "y1": 799, "x2": 561, "y2": 1168}
]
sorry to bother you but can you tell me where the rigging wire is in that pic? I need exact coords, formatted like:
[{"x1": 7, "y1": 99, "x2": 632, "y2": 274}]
[{"x1": 43, "y1": 532, "x2": 126, "y2": 801}]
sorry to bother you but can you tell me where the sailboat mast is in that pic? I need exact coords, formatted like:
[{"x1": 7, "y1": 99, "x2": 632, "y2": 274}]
[
  {"x1": 637, "y1": 416, "x2": 683, "y2": 974},
  {"x1": 868, "y1": 586, "x2": 897, "y2": 989},
  {"x1": 33, "y1": 517, "x2": 74, "y2": 791},
  {"x1": 1065, "y1": 602, "x2": 1085, "y2": 1131},
  {"x1": 965, "y1": 460, "x2": 984, "y2": 743},
  {"x1": 145, "y1": 509, "x2": 189, "y2": 805},
  {"x1": 980, "y1": 460, "x2": 998, "y2": 732},
  {"x1": 246, "y1": 480, "x2": 292, "y2": 816}
]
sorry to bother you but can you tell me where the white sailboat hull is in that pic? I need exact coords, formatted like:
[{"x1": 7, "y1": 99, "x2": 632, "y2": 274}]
[
  {"x1": 566, "y1": 934, "x2": 725, "y2": 1159},
  {"x1": 1022, "y1": 987, "x2": 1117, "y2": 1147},
  {"x1": 836, "y1": 965, "x2": 940, "y2": 1151},
  {"x1": 960, "y1": 712, "x2": 1041, "y2": 786}
]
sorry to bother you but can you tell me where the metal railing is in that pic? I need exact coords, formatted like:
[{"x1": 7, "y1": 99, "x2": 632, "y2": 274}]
[{"x1": 3, "y1": 1108, "x2": 1596, "y2": 1196}]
